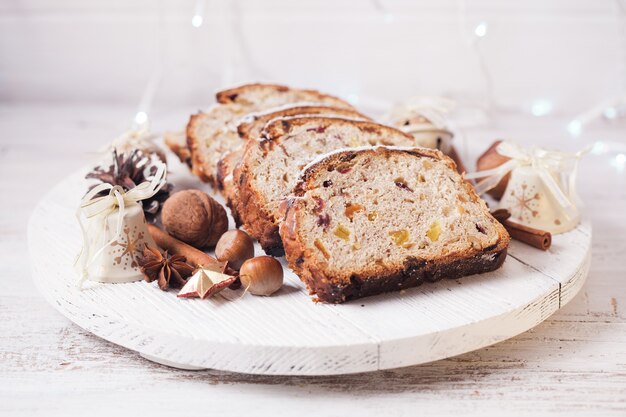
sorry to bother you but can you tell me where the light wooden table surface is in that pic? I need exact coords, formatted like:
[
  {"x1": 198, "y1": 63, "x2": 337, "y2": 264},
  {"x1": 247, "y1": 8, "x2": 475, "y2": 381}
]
[{"x1": 1, "y1": 103, "x2": 625, "y2": 416}]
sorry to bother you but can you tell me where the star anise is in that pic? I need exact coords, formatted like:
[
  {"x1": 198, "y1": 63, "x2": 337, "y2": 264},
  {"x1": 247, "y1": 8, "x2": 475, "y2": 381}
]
[
  {"x1": 137, "y1": 245, "x2": 194, "y2": 290},
  {"x1": 86, "y1": 149, "x2": 172, "y2": 222}
]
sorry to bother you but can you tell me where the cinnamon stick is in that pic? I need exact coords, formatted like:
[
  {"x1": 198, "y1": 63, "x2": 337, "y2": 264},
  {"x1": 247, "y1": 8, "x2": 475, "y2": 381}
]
[
  {"x1": 503, "y1": 219, "x2": 552, "y2": 251},
  {"x1": 148, "y1": 224, "x2": 226, "y2": 272},
  {"x1": 491, "y1": 208, "x2": 511, "y2": 223},
  {"x1": 490, "y1": 209, "x2": 551, "y2": 250}
]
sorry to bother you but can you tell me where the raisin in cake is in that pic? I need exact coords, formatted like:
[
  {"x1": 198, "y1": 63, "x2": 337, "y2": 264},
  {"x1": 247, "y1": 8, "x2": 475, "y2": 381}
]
[
  {"x1": 187, "y1": 84, "x2": 355, "y2": 184},
  {"x1": 218, "y1": 106, "x2": 370, "y2": 225},
  {"x1": 280, "y1": 146, "x2": 509, "y2": 303},
  {"x1": 236, "y1": 117, "x2": 420, "y2": 255}
]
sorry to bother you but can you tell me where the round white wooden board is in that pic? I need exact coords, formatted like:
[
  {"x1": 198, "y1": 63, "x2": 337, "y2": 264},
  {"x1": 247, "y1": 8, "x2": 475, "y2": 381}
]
[{"x1": 28, "y1": 161, "x2": 592, "y2": 376}]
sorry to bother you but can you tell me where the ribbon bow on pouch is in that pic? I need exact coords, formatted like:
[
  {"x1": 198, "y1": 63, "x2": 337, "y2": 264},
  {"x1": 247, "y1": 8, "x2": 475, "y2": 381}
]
[
  {"x1": 465, "y1": 142, "x2": 589, "y2": 222},
  {"x1": 75, "y1": 162, "x2": 167, "y2": 287}
]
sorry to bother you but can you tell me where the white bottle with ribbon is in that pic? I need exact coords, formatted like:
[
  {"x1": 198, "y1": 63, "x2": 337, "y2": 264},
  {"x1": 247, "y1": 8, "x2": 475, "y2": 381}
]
[
  {"x1": 466, "y1": 142, "x2": 588, "y2": 234},
  {"x1": 75, "y1": 163, "x2": 167, "y2": 286}
]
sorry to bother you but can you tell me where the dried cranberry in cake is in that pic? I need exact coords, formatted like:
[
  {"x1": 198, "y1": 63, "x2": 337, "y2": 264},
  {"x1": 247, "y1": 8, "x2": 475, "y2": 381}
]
[
  {"x1": 317, "y1": 213, "x2": 331, "y2": 229},
  {"x1": 337, "y1": 164, "x2": 353, "y2": 174},
  {"x1": 306, "y1": 126, "x2": 327, "y2": 134},
  {"x1": 394, "y1": 177, "x2": 413, "y2": 192}
]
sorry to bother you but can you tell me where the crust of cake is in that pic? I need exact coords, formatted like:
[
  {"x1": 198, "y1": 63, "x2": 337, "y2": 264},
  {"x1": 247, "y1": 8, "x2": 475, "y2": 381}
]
[
  {"x1": 261, "y1": 116, "x2": 412, "y2": 144},
  {"x1": 216, "y1": 83, "x2": 355, "y2": 110},
  {"x1": 186, "y1": 112, "x2": 215, "y2": 183},
  {"x1": 236, "y1": 118, "x2": 415, "y2": 255},
  {"x1": 280, "y1": 147, "x2": 510, "y2": 304},
  {"x1": 237, "y1": 105, "x2": 370, "y2": 140},
  {"x1": 237, "y1": 152, "x2": 287, "y2": 256},
  {"x1": 216, "y1": 147, "x2": 245, "y2": 226}
]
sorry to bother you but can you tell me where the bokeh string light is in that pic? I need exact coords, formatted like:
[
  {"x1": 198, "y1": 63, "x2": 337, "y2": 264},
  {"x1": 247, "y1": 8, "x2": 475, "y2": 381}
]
[
  {"x1": 457, "y1": 0, "x2": 493, "y2": 112},
  {"x1": 192, "y1": 0, "x2": 206, "y2": 28},
  {"x1": 132, "y1": 0, "x2": 166, "y2": 131},
  {"x1": 128, "y1": 1, "x2": 625, "y2": 173},
  {"x1": 567, "y1": 1, "x2": 626, "y2": 135},
  {"x1": 562, "y1": 0, "x2": 626, "y2": 172},
  {"x1": 372, "y1": 0, "x2": 394, "y2": 24}
]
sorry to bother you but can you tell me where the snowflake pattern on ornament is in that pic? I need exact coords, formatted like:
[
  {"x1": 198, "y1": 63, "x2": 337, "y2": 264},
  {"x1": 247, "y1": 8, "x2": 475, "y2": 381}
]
[
  {"x1": 109, "y1": 224, "x2": 146, "y2": 270},
  {"x1": 509, "y1": 182, "x2": 541, "y2": 223}
]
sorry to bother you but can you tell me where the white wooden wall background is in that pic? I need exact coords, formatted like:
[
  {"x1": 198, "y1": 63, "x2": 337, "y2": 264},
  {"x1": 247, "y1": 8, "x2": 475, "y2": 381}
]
[{"x1": 1, "y1": 0, "x2": 625, "y2": 115}]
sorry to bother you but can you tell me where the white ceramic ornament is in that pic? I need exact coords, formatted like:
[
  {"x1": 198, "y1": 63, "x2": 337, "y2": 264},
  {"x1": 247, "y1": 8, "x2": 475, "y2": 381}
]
[
  {"x1": 76, "y1": 163, "x2": 167, "y2": 286},
  {"x1": 466, "y1": 142, "x2": 588, "y2": 235},
  {"x1": 384, "y1": 96, "x2": 455, "y2": 153},
  {"x1": 499, "y1": 165, "x2": 579, "y2": 234},
  {"x1": 405, "y1": 128, "x2": 454, "y2": 154}
]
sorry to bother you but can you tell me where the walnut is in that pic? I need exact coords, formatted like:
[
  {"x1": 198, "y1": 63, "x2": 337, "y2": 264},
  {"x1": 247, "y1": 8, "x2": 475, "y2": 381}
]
[{"x1": 161, "y1": 190, "x2": 228, "y2": 249}]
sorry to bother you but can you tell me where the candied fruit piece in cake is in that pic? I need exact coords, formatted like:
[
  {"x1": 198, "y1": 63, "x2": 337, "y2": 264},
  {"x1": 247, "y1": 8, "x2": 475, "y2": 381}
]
[
  {"x1": 426, "y1": 221, "x2": 442, "y2": 242},
  {"x1": 389, "y1": 229, "x2": 410, "y2": 246},
  {"x1": 345, "y1": 203, "x2": 364, "y2": 220},
  {"x1": 334, "y1": 224, "x2": 351, "y2": 241}
]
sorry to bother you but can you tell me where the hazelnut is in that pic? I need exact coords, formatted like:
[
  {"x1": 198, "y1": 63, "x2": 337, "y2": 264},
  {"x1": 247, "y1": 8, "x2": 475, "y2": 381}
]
[
  {"x1": 161, "y1": 190, "x2": 228, "y2": 249},
  {"x1": 239, "y1": 256, "x2": 283, "y2": 296},
  {"x1": 476, "y1": 140, "x2": 511, "y2": 200},
  {"x1": 215, "y1": 230, "x2": 254, "y2": 270}
]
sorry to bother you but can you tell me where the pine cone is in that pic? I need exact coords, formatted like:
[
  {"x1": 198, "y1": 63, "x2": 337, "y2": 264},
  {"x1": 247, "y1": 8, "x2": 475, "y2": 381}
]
[{"x1": 86, "y1": 149, "x2": 172, "y2": 222}]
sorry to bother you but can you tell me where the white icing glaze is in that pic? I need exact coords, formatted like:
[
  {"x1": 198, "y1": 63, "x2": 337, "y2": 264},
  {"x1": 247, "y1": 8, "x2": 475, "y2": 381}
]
[
  {"x1": 299, "y1": 145, "x2": 432, "y2": 177},
  {"x1": 234, "y1": 102, "x2": 335, "y2": 126},
  {"x1": 261, "y1": 114, "x2": 371, "y2": 135}
]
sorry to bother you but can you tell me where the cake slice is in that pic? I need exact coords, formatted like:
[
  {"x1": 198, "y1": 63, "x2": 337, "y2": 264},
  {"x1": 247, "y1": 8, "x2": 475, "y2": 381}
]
[
  {"x1": 216, "y1": 83, "x2": 354, "y2": 108},
  {"x1": 187, "y1": 103, "x2": 247, "y2": 183},
  {"x1": 187, "y1": 84, "x2": 355, "y2": 184},
  {"x1": 236, "y1": 117, "x2": 420, "y2": 255},
  {"x1": 280, "y1": 146, "x2": 509, "y2": 303},
  {"x1": 164, "y1": 130, "x2": 190, "y2": 165},
  {"x1": 218, "y1": 105, "x2": 371, "y2": 225}
]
